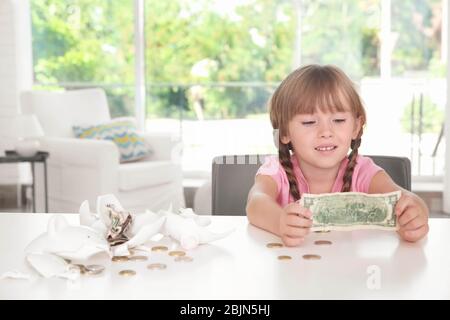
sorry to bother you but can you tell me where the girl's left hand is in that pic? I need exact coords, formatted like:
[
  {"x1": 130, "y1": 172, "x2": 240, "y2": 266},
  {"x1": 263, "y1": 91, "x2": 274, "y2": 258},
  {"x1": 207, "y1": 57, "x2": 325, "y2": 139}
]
[{"x1": 395, "y1": 192, "x2": 429, "y2": 242}]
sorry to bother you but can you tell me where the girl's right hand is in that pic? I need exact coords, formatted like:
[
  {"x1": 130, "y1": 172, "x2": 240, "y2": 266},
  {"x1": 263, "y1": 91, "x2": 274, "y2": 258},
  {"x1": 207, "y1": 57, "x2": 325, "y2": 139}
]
[{"x1": 279, "y1": 202, "x2": 313, "y2": 247}]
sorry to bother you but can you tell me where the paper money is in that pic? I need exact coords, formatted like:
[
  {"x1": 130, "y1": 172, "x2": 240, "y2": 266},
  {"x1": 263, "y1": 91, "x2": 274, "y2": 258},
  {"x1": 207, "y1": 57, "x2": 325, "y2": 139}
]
[{"x1": 299, "y1": 191, "x2": 401, "y2": 231}]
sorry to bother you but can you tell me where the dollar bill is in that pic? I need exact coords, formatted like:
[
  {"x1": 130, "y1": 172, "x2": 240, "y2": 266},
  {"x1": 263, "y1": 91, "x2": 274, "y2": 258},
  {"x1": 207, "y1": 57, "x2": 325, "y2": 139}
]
[{"x1": 299, "y1": 191, "x2": 401, "y2": 231}]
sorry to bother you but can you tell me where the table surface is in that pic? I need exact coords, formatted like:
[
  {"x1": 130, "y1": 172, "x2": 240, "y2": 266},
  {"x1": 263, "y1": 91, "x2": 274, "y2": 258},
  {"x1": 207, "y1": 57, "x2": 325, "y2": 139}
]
[{"x1": 0, "y1": 213, "x2": 449, "y2": 300}]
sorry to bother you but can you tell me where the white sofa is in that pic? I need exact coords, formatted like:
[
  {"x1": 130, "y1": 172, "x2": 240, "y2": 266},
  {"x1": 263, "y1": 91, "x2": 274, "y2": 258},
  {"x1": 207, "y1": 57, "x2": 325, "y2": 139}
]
[{"x1": 20, "y1": 88, "x2": 185, "y2": 213}]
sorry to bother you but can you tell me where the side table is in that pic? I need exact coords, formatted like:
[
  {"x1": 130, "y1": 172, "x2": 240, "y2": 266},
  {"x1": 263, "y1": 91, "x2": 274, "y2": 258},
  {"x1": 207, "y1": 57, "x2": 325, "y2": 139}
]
[{"x1": 0, "y1": 150, "x2": 49, "y2": 213}]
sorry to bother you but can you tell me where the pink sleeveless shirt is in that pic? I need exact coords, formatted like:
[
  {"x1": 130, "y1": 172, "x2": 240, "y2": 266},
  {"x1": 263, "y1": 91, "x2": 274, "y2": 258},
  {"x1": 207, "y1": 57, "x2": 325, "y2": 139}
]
[{"x1": 256, "y1": 155, "x2": 383, "y2": 207}]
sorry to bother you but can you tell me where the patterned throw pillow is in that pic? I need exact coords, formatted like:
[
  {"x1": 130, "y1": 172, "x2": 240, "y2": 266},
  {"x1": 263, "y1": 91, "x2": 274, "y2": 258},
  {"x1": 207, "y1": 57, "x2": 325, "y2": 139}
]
[{"x1": 73, "y1": 118, "x2": 153, "y2": 163}]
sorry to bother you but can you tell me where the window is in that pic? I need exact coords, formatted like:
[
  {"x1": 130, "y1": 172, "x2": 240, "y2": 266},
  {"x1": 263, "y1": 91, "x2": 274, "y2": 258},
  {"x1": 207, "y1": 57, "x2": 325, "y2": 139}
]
[
  {"x1": 31, "y1": 0, "x2": 446, "y2": 177},
  {"x1": 31, "y1": 0, "x2": 135, "y2": 117}
]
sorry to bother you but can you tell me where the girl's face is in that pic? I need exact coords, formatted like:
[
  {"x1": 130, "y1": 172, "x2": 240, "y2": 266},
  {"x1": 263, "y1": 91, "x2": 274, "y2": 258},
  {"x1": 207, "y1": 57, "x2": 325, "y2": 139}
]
[{"x1": 281, "y1": 109, "x2": 362, "y2": 170}]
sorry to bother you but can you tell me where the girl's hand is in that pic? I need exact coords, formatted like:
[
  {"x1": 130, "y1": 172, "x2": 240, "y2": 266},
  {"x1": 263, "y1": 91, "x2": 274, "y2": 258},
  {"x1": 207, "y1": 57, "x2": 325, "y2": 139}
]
[
  {"x1": 395, "y1": 192, "x2": 429, "y2": 242},
  {"x1": 279, "y1": 202, "x2": 313, "y2": 247}
]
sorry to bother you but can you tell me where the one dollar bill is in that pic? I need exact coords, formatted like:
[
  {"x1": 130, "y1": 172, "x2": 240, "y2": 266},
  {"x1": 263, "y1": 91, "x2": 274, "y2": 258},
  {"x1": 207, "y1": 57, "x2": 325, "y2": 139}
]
[{"x1": 299, "y1": 191, "x2": 401, "y2": 231}]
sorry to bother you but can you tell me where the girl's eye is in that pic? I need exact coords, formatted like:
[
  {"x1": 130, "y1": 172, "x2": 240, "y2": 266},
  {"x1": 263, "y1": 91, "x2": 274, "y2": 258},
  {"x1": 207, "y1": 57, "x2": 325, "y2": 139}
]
[
  {"x1": 301, "y1": 121, "x2": 316, "y2": 126},
  {"x1": 333, "y1": 119, "x2": 346, "y2": 123}
]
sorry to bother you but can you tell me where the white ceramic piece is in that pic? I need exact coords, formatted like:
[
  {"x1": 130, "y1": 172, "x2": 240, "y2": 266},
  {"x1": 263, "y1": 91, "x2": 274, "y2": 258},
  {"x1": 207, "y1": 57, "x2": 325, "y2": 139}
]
[
  {"x1": 25, "y1": 215, "x2": 110, "y2": 260},
  {"x1": 26, "y1": 253, "x2": 80, "y2": 280}
]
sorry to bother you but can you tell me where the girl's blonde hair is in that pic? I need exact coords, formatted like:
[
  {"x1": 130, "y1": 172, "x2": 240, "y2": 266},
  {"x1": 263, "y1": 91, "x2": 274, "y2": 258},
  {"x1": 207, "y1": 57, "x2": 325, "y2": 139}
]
[{"x1": 269, "y1": 64, "x2": 367, "y2": 201}]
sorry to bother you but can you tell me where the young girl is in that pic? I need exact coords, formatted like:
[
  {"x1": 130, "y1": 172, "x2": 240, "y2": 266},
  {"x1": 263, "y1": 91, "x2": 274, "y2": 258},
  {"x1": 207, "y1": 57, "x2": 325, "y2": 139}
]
[{"x1": 246, "y1": 64, "x2": 429, "y2": 246}]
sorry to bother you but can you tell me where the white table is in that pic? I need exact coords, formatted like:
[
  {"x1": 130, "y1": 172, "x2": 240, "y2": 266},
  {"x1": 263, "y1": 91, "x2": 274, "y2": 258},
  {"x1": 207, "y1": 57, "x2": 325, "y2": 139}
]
[{"x1": 0, "y1": 213, "x2": 449, "y2": 300}]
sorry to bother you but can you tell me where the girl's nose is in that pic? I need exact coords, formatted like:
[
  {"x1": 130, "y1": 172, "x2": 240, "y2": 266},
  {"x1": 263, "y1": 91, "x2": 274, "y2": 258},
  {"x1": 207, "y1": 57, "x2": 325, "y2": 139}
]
[{"x1": 318, "y1": 122, "x2": 333, "y2": 138}]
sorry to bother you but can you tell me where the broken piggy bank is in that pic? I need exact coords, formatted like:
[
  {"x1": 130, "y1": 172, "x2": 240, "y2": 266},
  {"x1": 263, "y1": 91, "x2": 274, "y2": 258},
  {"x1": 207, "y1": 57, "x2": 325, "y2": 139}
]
[
  {"x1": 79, "y1": 194, "x2": 166, "y2": 256},
  {"x1": 161, "y1": 208, "x2": 235, "y2": 250},
  {"x1": 25, "y1": 215, "x2": 110, "y2": 279}
]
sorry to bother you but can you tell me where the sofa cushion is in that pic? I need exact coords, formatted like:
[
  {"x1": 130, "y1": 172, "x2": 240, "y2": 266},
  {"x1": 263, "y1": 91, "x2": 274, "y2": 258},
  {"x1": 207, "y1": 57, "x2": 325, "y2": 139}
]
[
  {"x1": 118, "y1": 160, "x2": 180, "y2": 191},
  {"x1": 73, "y1": 117, "x2": 153, "y2": 163}
]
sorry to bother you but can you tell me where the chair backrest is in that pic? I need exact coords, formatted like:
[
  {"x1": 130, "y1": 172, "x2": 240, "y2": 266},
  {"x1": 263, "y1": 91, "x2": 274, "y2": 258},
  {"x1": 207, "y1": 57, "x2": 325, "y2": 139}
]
[
  {"x1": 211, "y1": 154, "x2": 411, "y2": 216},
  {"x1": 20, "y1": 88, "x2": 111, "y2": 138}
]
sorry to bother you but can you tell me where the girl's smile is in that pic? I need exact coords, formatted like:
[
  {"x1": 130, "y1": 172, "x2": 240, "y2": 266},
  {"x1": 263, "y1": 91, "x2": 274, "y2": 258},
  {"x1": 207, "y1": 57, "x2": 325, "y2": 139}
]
[{"x1": 315, "y1": 144, "x2": 338, "y2": 153}]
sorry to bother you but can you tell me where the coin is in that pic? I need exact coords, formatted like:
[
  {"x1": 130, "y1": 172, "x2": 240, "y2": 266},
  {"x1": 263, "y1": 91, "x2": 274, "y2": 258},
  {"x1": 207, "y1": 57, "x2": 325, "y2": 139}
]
[
  {"x1": 84, "y1": 264, "x2": 105, "y2": 275},
  {"x1": 168, "y1": 250, "x2": 186, "y2": 257},
  {"x1": 151, "y1": 246, "x2": 169, "y2": 252},
  {"x1": 174, "y1": 256, "x2": 193, "y2": 262},
  {"x1": 314, "y1": 230, "x2": 331, "y2": 233},
  {"x1": 302, "y1": 254, "x2": 321, "y2": 260},
  {"x1": 314, "y1": 240, "x2": 332, "y2": 245},
  {"x1": 128, "y1": 255, "x2": 148, "y2": 262},
  {"x1": 147, "y1": 263, "x2": 167, "y2": 270},
  {"x1": 277, "y1": 255, "x2": 292, "y2": 260},
  {"x1": 266, "y1": 242, "x2": 283, "y2": 248},
  {"x1": 118, "y1": 269, "x2": 136, "y2": 277},
  {"x1": 112, "y1": 256, "x2": 129, "y2": 262}
]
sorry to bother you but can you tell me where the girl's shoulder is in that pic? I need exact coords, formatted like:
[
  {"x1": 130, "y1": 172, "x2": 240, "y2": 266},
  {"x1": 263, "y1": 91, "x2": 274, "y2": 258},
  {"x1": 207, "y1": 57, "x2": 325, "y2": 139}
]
[
  {"x1": 257, "y1": 155, "x2": 283, "y2": 177},
  {"x1": 256, "y1": 155, "x2": 289, "y2": 199},
  {"x1": 355, "y1": 155, "x2": 380, "y2": 169},
  {"x1": 351, "y1": 155, "x2": 384, "y2": 192}
]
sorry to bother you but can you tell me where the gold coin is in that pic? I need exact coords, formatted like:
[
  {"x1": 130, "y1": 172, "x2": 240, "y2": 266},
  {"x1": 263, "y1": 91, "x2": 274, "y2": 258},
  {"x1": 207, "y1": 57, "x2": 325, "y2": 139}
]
[
  {"x1": 112, "y1": 256, "x2": 129, "y2": 262},
  {"x1": 151, "y1": 246, "x2": 169, "y2": 252},
  {"x1": 128, "y1": 255, "x2": 148, "y2": 262},
  {"x1": 147, "y1": 263, "x2": 167, "y2": 270},
  {"x1": 314, "y1": 240, "x2": 332, "y2": 245},
  {"x1": 84, "y1": 264, "x2": 105, "y2": 275},
  {"x1": 118, "y1": 269, "x2": 136, "y2": 277},
  {"x1": 277, "y1": 255, "x2": 292, "y2": 260},
  {"x1": 174, "y1": 256, "x2": 193, "y2": 262},
  {"x1": 168, "y1": 250, "x2": 186, "y2": 257},
  {"x1": 302, "y1": 254, "x2": 321, "y2": 260},
  {"x1": 266, "y1": 242, "x2": 283, "y2": 248},
  {"x1": 314, "y1": 230, "x2": 331, "y2": 233}
]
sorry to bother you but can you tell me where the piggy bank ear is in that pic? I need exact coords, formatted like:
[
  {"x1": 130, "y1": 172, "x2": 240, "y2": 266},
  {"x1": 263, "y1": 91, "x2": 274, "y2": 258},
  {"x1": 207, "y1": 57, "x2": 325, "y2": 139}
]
[
  {"x1": 80, "y1": 200, "x2": 96, "y2": 226},
  {"x1": 47, "y1": 215, "x2": 68, "y2": 237},
  {"x1": 79, "y1": 200, "x2": 90, "y2": 215}
]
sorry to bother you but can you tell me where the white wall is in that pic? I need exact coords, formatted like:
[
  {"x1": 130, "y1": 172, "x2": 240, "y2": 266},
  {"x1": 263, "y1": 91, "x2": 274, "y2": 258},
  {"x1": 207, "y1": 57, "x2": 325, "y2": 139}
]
[{"x1": 0, "y1": 0, "x2": 33, "y2": 184}]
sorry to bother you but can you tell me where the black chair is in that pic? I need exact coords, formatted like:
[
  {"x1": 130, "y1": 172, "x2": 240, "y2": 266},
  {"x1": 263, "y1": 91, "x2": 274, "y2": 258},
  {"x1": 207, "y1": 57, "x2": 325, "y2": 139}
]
[{"x1": 211, "y1": 154, "x2": 411, "y2": 215}]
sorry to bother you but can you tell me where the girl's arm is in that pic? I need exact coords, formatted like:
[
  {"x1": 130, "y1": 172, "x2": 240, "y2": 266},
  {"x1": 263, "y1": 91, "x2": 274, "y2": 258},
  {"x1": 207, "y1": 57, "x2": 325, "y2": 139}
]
[
  {"x1": 246, "y1": 175, "x2": 284, "y2": 235},
  {"x1": 246, "y1": 175, "x2": 313, "y2": 246},
  {"x1": 369, "y1": 170, "x2": 429, "y2": 242}
]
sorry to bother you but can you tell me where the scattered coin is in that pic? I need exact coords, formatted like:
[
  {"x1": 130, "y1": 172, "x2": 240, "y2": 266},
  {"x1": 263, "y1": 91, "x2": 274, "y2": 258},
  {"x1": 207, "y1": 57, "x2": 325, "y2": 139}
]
[
  {"x1": 314, "y1": 230, "x2": 331, "y2": 233},
  {"x1": 118, "y1": 269, "x2": 136, "y2": 277},
  {"x1": 84, "y1": 264, "x2": 105, "y2": 275},
  {"x1": 151, "y1": 246, "x2": 169, "y2": 252},
  {"x1": 302, "y1": 254, "x2": 321, "y2": 260},
  {"x1": 277, "y1": 255, "x2": 292, "y2": 260},
  {"x1": 112, "y1": 256, "x2": 129, "y2": 262},
  {"x1": 314, "y1": 240, "x2": 332, "y2": 245},
  {"x1": 168, "y1": 250, "x2": 186, "y2": 257},
  {"x1": 147, "y1": 263, "x2": 167, "y2": 270},
  {"x1": 266, "y1": 242, "x2": 283, "y2": 248},
  {"x1": 128, "y1": 255, "x2": 148, "y2": 262},
  {"x1": 174, "y1": 256, "x2": 193, "y2": 262}
]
